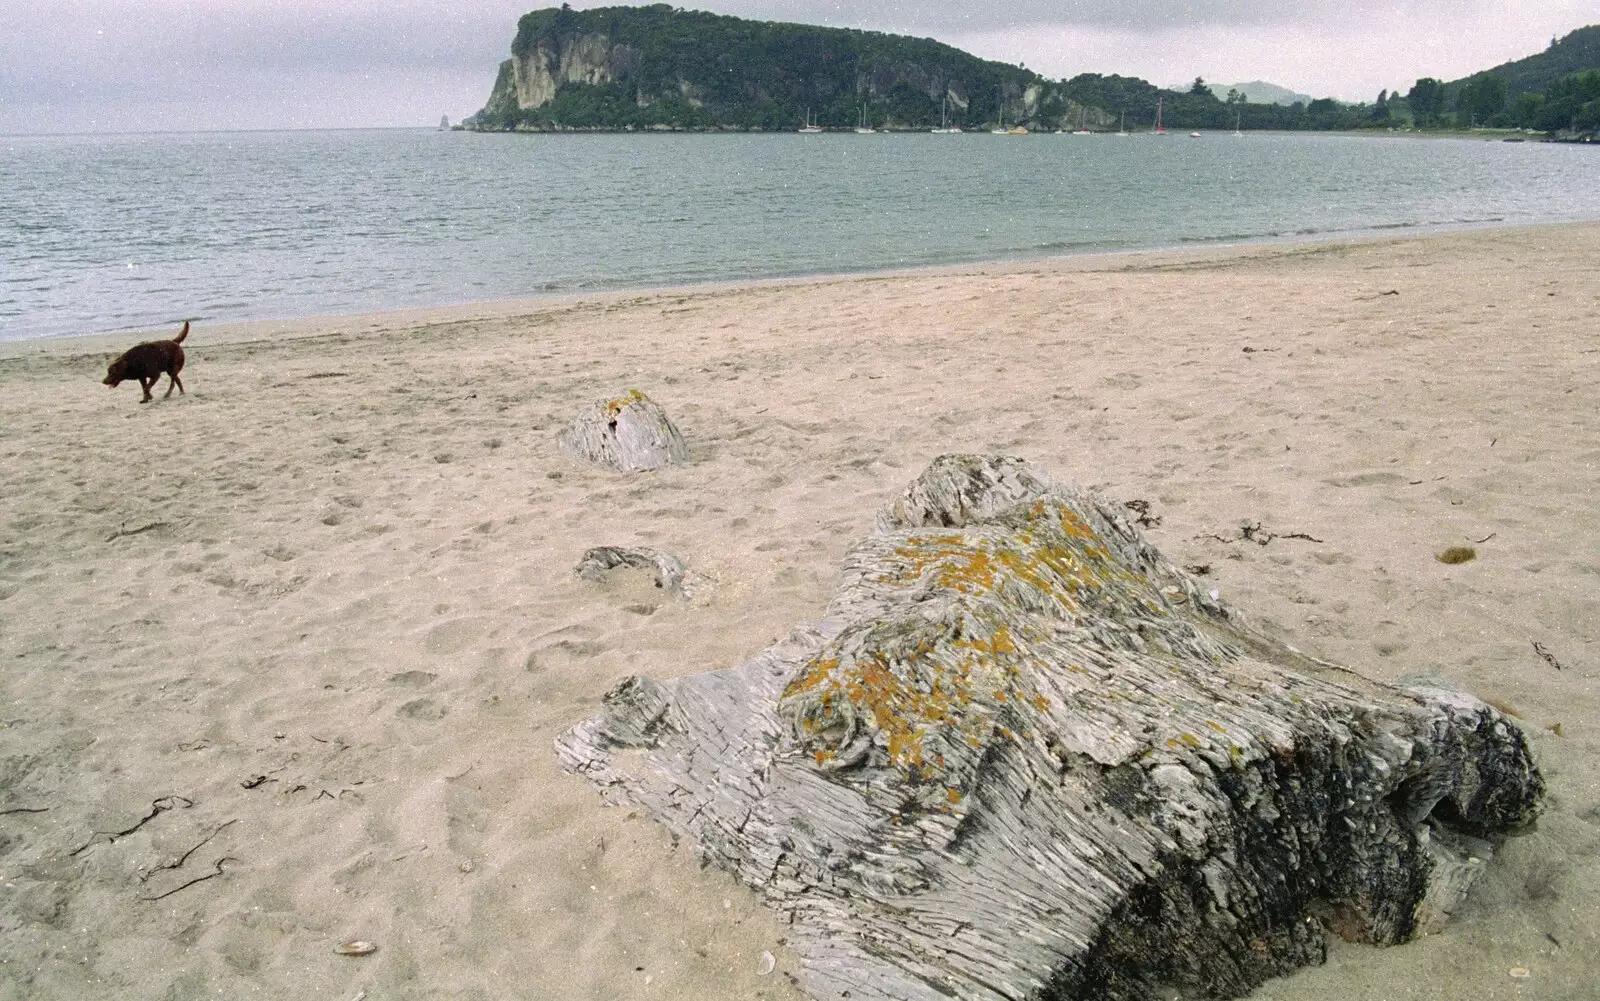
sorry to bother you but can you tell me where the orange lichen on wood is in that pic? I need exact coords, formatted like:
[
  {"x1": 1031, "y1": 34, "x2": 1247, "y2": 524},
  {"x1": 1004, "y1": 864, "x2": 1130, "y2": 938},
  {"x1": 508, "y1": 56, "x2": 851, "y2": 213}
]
[
  {"x1": 604, "y1": 388, "x2": 650, "y2": 414},
  {"x1": 871, "y1": 501, "x2": 1141, "y2": 615},
  {"x1": 782, "y1": 498, "x2": 1185, "y2": 793}
]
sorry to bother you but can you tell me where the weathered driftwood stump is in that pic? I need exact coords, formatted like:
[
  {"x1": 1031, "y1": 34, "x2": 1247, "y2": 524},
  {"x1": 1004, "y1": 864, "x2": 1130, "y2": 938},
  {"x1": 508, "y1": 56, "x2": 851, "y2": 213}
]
[
  {"x1": 556, "y1": 454, "x2": 1542, "y2": 1001},
  {"x1": 575, "y1": 546, "x2": 692, "y2": 598},
  {"x1": 559, "y1": 389, "x2": 689, "y2": 472}
]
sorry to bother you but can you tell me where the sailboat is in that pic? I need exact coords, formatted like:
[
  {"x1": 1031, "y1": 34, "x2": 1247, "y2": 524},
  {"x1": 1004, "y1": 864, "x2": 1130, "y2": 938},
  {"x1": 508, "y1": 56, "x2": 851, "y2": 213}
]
[
  {"x1": 1055, "y1": 105, "x2": 1091, "y2": 135},
  {"x1": 991, "y1": 94, "x2": 1010, "y2": 134},
  {"x1": 991, "y1": 88, "x2": 1020, "y2": 134},
  {"x1": 1153, "y1": 96, "x2": 1168, "y2": 135},
  {"x1": 931, "y1": 96, "x2": 961, "y2": 133},
  {"x1": 799, "y1": 108, "x2": 823, "y2": 133},
  {"x1": 1117, "y1": 110, "x2": 1130, "y2": 136},
  {"x1": 854, "y1": 104, "x2": 876, "y2": 134},
  {"x1": 1232, "y1": 109, "x2": 1244, "y2": 137}
]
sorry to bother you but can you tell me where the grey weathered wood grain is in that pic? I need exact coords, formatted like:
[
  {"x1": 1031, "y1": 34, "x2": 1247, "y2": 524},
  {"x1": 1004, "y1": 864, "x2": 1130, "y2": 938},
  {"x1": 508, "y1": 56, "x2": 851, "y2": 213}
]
[
  {"x1": 557, "y1": 454, "x2": 1543, "y2": 1001},
  {"x1": 559, "y1": 389, "x2": 689, "y2": 472},
  {"x1": 575, "y1": 546, "x2": 692, "y2": 598}
]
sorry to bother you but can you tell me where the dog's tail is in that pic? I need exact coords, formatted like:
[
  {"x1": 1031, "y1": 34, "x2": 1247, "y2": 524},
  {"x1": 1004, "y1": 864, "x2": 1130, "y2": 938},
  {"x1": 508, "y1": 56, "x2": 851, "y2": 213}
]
[{"x1": 173, "y1": 320, "x2": 190, "y2": 344}]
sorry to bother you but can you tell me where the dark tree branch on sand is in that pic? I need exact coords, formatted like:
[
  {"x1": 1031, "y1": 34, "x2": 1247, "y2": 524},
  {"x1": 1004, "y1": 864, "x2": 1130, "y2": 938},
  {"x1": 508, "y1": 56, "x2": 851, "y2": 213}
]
[
  {"x1": 139, "y1": 819, "x2": 238, "y2": 883},
  {"x1": 140, "y1": 857, "x2": 237, "y2": 901},
  {"x1": 71, "y1": 796, "x2": 194, "y2": 856}
]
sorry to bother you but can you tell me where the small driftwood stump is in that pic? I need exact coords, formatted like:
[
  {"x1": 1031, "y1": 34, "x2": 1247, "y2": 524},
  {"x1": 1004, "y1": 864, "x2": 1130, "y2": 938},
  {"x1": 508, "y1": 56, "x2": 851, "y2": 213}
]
[
  {"x1": 575, "y1": 546, "x2": 692, "y2": 598},
  {"x1": 559, "y1": 389, "x2": 689, "y2": 472},
  {"x1": 557, "y1": 454, "x2": 1542, "y2": 1001}
]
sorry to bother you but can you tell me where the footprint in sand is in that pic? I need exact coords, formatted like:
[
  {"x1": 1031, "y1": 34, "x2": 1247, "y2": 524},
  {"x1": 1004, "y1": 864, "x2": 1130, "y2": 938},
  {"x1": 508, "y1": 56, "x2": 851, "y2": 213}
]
[
  {"x1": 523, "y1": 636, "x2": 609, "y2": 675},
  {"x1": 423, "y1": 617, "x2": 493, "y2": 656},
  {"x1": 1323, "y1": 471, "x2": 1408, "y2": 488},
  {"x1": 397, "y1": 698, "x2": 447, "y2": 720}
]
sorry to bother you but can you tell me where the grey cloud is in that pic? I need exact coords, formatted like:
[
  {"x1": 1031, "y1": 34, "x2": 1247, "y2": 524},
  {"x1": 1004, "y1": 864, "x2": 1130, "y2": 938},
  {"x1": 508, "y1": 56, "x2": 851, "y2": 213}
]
[
  {"x1": 1, "y1": 0, "x2": 1583, "y2": 132},
  {"x1": 2, "y1": 1, "x2": 519, "y2": 103}
]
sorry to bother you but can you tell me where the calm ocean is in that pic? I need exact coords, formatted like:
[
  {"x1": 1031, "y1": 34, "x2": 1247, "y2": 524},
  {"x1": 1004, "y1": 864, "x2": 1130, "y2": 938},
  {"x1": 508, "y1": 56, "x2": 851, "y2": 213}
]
[{"x1": 3, "y1": 128, "x2": 1598, "y2": 341}]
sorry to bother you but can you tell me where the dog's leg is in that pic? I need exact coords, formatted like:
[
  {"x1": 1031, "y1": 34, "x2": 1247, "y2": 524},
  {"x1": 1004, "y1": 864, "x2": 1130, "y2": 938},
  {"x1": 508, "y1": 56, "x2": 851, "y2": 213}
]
[
  {"x1": 139, "y1": 377, "x2": 154, "y2": 403},
  {"x1": 165, "y1": 372, "x2": 184, "y2": 398}
]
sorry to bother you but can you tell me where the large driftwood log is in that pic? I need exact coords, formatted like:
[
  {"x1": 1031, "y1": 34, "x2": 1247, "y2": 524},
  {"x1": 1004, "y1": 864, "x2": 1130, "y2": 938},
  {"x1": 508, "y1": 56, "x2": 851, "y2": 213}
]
[
  {"x1": 556, "y1": 454, "x2": 1542, "y2": 1001},
  {"x1": 559, "y1": 389, "x2": 689, "y2": 472}
]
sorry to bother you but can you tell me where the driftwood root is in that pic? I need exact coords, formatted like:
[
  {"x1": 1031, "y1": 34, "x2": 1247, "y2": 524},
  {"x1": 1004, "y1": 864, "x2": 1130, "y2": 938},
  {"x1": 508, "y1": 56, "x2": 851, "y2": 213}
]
[
  {"x1": 575, "y1": 546, "x2": 692, "y2": 598},
  {"x1": 558, "y1": 454, "x2": 1542, "y2": 1001},
  {"x1": 559, "y1": 389, "x2": 689, "y2": 472}
]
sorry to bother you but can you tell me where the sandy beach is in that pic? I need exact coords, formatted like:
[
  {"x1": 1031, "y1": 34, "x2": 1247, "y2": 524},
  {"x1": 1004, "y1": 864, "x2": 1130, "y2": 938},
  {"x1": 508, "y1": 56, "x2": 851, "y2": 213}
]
[{"x1": 2, "y1": 222, "x2": 1598, "y2": 1001}]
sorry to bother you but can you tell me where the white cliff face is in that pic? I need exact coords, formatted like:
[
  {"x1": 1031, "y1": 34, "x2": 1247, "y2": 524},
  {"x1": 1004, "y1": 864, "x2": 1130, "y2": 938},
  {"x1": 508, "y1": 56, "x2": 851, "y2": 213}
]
[
  {"x1": 510, "y1": 34, "x2": 639, "y2": 110},
  {"x1": 1024, "y1": 83, "x2": 1044, "y2": 117}
]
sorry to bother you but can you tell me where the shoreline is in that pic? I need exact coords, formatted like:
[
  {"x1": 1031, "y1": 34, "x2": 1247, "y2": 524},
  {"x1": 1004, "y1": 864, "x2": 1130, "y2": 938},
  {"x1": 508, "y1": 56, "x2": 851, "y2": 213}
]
[{"x1": 7, "y1": 217, "x2": 1596, "y2": 355}]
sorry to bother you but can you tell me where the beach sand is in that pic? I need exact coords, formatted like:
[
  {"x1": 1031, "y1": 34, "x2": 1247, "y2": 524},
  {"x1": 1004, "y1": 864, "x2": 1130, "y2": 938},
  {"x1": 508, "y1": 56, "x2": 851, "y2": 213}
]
[{"x1": 1, "y1": 223, "x2": 1597, "y2": 1001}]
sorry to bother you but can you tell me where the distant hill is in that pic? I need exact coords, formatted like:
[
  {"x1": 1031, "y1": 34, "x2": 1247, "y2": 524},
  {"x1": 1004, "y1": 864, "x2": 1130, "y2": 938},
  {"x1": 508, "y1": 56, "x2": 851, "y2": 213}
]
[
  {"x1": 1446, "y1": 24, "x2": 1600, "y2": 98},
  {"x1": 1208, "y1": 81, "x2": 1314, "y2": 106},
  {"x1": 469, "y1": 5, "x2": 1590, "y2": 134},
  {"x1": 471, "y1": 4, "x2": 1075, "y2": 131}
]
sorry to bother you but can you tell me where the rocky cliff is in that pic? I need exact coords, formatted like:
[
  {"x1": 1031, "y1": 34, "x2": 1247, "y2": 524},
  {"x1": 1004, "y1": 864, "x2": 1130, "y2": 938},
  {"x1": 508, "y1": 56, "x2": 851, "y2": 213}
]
[
  {"x1": 471, "y1": 4, "x2": 1071, "y2": 132},
  {"x1": 482, "y1": 32, "x2": 637, "y2": 119}
]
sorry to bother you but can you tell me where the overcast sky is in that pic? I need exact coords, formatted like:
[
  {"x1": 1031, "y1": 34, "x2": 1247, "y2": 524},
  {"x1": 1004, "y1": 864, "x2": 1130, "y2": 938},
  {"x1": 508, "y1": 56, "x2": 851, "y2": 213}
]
[{"x1": 2, "y1": 1, "x2": 1593, "y2": 133}]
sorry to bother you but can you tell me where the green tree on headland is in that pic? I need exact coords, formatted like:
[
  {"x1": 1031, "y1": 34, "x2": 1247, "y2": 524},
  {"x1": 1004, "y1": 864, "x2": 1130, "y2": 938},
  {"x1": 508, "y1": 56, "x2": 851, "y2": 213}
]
[
  {"x1": 1456, "y1": 74, "x2": 1507, "y2": 126},
  {"x1": 1407, "y1": 78, "x2": 1446, "y2": 125},
  {"x1": 1532, "y1": 69, "x2": 1600, "y2": 132}
]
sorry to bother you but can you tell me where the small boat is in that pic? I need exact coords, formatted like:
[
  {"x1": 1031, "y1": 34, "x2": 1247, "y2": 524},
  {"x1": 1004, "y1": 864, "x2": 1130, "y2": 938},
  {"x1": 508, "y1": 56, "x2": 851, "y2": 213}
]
[
  {"x1": 854, "y1": 104, "x2": 875, "y2": 134},
  {"x1": 931, "y1": 97, "x2": 961, "y2": 133},
  {"x1": 438, "y1": 115, "x2": 449, "y2": 130},
  {"x1": 1117, "y1": 111, "x2": 1130, "y2": 136},
  {"x1": 1057, "y1": 106, "x2": 1091, "y2": 134},
  {"x1": 1232, "y1": 110, "x2": 1243, "y2": 137},
  {"x1": 991, "y1": 87, "x2": 1019, "y2": 134},
  {"x1": 799, "y1": 108, "x2": 823, "y2": 133},
  {"x1": 1189, "y1": 131, "x2": 1202, "y2": 138}
]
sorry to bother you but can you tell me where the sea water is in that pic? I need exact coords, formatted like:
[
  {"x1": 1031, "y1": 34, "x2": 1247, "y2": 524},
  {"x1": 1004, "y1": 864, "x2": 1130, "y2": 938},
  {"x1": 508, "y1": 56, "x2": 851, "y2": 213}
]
[{"x1": 2, "y1": 127, "x2": 1597, "y2": 341}]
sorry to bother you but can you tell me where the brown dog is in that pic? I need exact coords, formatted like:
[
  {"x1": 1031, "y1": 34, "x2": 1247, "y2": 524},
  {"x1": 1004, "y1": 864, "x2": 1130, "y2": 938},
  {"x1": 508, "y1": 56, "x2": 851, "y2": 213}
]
[{"x1": 104, "y1": 321, "x2": 188, "y2": 402}]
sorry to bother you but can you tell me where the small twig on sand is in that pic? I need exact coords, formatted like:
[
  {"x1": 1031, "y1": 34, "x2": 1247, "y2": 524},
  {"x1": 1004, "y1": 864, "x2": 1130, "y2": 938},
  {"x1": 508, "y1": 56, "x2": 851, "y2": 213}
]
[
  {"x1": 105, "y1": 521, "x2": 170, "y2": 542},
  {"x1": 1473, "y1": 532, "x2": 1497, "y2": 544},
  {"x1": 0, "y1": 806, "x2": 49, "y2": 815},
  {"x1": 1532, "y1": 642, "x2": 1565, "y2": 672},
  {"x1": 141, "y1": 819, "x2": 238, "y2": 883},
  {"x1": 141, "y1": 857, "x2": 237, "y2": 901},
  {"x1": 1122, "y1": 499, "x2": 1161, "y2": 529},
  {"x1": 71, "y1": 796, "x2": 194, "y2": 855},
  {"x1": 1198, "y1": 521, "x2": 1324, "y2": 546}
]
